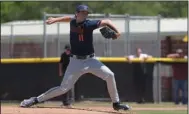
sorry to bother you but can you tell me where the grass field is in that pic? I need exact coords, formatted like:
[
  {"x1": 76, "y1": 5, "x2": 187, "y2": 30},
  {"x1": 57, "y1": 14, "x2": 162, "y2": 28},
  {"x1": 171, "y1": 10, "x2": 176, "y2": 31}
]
[
  {"x1": 134, "y1": 111, "x2": 187, "y2": 114},
  {"x1": 1, "y1": 101, "x2": 188, "y2": 114}
]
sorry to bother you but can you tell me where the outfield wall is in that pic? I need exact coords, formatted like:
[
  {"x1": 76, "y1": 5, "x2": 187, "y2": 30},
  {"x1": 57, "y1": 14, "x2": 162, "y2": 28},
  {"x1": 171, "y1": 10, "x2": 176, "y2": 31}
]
[{"x1": 1, "y1": 58, "x2": 187, "y2": 102}]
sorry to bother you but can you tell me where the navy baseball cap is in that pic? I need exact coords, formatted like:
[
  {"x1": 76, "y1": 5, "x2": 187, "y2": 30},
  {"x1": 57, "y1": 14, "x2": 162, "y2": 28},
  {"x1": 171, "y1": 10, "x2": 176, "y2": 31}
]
[{"x1": 76, "y1": 5, "x2": 90, "y2": 13}]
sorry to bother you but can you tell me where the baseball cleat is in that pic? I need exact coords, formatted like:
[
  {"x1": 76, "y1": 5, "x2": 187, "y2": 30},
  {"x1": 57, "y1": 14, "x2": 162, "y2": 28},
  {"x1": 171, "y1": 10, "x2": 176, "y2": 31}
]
[
  {"x1": 20, "y1": 97, "x2": 38, "y2": 108},
  {"x1": 113, "y1": 102, "x2": 131, "y2": 111}
]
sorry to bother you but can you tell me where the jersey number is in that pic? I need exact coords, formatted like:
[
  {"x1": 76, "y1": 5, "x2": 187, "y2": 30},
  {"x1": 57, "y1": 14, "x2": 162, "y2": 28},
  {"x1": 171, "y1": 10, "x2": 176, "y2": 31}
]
[
  {"x1": 79, "y1": 34, "x2": 84, "y2": 41},
  {"x1": 78, "y1": 27, "x2": 84, "y2": 41}
]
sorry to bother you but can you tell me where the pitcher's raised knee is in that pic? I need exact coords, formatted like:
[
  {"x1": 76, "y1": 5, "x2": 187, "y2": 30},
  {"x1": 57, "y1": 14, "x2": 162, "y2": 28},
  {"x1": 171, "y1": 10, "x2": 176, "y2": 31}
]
[
  {"x1": 104, "y1": 70, "x2": 115, "y2": 81},
  {"x1": 109, "y1": 71, "x2": 114, "y2": 77}
]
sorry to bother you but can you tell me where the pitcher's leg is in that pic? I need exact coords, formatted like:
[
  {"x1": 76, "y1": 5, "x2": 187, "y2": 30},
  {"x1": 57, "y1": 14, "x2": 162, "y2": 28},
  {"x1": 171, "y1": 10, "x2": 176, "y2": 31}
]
[
  {"x1": 21, "y1": 72, "x2": 80, "y2": 107},
  {"x1": 87, "y1": 58, "x2": 130, "y2": 110},
  {"x1": 37, "y1": 66, "x2": 81, "y2": 102},
  {"x1": 20, "y1": 58, "x2": 83, "y2": 107},
  {"x1": 20, "y1": 86, "x2": 67, "y2": 107},
  {"x1": 37, "y1": 86, "x2": 66, "y2": 102},
  {"x1": 88, "y1": 61, "x2": 119, "y2": 103}
]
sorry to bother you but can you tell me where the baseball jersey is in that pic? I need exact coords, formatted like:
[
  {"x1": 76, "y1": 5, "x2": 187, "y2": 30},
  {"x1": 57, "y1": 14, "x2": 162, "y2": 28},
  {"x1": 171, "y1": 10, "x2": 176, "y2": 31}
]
[{"x1": 70, "y1": 18, "x2": 101, "y2": 56}]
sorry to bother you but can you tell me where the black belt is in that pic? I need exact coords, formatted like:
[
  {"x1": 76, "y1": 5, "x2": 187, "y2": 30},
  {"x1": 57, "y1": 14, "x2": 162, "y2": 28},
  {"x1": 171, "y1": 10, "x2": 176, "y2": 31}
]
[{"x1": 70, "y1": 53, "x2": 95, "y2": 59}]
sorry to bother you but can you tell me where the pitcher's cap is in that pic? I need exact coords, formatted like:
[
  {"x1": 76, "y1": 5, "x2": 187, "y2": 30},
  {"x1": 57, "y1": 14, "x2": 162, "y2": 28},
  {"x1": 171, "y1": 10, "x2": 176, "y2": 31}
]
[{"x1": 76, "y1": 5, "x2": 90, "y2": 13}]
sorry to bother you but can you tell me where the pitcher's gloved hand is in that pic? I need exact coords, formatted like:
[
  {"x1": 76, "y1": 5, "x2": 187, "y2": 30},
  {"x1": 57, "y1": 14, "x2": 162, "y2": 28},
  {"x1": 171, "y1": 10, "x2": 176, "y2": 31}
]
[{"x1": 100, "y1": 26, "x2": 120, "y2": 40}]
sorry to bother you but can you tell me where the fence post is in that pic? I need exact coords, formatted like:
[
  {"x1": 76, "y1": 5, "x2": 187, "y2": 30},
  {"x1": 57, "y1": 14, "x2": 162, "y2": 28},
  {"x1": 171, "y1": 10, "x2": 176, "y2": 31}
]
[
  {"x1": 57, "y1": 23, "x2": 60, "y2": 57},
  {"x1": 104, "y1": 13, "x2": 109, "y2": 57},
  {"x1": 157, "y1": 14, "x2": 162, "y2": 103},
  {"x1": 107, "y1": 13, "x2": 112, "y2": 56},
  {"x1": 43, "y1": 12, "x2": 47, "y2": 57},
  {"x1": 125, "y1": 14, "x2": 130, "y2": 56},
  {"x1": 10, "y1": 24, "x2": 14, "y2": 58}
]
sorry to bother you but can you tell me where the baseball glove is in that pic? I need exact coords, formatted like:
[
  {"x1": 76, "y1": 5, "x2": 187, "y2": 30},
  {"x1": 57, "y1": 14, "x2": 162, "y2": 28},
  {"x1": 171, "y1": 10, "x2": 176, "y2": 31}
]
[{"x1": 100, "y1": 26, "x2": 118, "y2": 39}]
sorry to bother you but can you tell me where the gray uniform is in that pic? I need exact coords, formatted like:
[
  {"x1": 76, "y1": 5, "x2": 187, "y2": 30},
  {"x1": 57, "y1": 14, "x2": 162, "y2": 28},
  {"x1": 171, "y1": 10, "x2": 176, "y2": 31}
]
[{"x1": 37, "y1": 57, "x2": 119, "y2": 103}]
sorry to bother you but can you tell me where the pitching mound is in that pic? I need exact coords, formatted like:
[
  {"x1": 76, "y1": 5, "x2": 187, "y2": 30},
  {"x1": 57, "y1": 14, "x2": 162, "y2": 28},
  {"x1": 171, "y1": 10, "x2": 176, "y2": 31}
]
[
  {"x1": 1, "y1": 101, "x2": 187, "y2": 114},
  {"x1": 2, "y1": 105, "x2": 134, "y2": 114}
]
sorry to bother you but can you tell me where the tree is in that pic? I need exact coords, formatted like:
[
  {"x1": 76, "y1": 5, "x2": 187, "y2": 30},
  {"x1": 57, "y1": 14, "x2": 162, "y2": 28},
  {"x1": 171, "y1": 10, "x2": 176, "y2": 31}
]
[{"x1": 1, "y1": 1, "x2": 188, "y2": 23}]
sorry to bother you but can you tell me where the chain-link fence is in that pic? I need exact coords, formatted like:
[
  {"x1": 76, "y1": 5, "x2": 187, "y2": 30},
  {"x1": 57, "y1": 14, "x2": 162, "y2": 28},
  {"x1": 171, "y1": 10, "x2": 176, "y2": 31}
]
[
  {"x1": 1, "y1": 13, "x2": 161, "y2": 58},
  {"x1": 0, "y1": 14, "x2": 161, "y2": 103},
  {"x1": 2, "y1": 14, "x2": 188, "y2": 103},
  {"x1": 1, "y1": 23, "x2": 44, "y2": 58}
]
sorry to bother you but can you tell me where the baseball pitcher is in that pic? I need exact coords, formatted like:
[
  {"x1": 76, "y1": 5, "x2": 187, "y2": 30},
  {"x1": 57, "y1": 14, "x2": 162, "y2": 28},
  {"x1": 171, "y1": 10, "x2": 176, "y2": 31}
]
[{"x1": 20, "y1": 4, "x2": 131, "y2": 111}]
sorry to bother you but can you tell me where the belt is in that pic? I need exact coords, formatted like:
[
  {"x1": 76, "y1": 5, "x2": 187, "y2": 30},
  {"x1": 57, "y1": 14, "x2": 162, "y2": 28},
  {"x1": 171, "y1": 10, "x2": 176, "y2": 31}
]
[{"x1": 70, "y1": 53, "x2": 95, "y2": 59}]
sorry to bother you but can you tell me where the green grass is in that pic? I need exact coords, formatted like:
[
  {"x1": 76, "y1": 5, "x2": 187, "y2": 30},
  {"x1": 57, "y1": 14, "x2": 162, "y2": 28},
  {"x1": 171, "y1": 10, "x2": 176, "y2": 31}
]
[{"x1": 135, "y1": 110, "x2": 187, "y2": 114}]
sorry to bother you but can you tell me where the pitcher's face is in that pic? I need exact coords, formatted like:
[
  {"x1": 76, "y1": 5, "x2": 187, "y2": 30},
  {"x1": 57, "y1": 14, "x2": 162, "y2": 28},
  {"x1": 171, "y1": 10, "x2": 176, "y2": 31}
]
[{"x1": 76, "y1": 11, "x2": 88, "y2": 21}]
